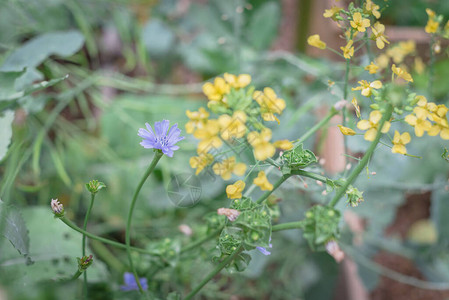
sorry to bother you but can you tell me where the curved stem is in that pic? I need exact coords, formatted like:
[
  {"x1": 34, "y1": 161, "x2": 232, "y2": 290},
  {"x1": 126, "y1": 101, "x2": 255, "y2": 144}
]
[
  {"x1": 125, "y1": 151, "x2": 163, "y2": 293},
  {"x1": 180, "y1": 228, "x2": 222, "y2": 254},
  {"x1": 328, "y1": 104, "x2": 393, "y2": 207},
  {"x1": 272, "y1": 221, "x2": 304, "y2": 232},
  {"x1": 290, "y1": 169, "x2": 330, "y2": 184},
  {"x1": 82, "y1": 193, "x2": 95, "y2": 298},
  {"x1": 256, "y1": 175, "x2": 291, "y2": 204},
  {"x1": 184, "y1": 245, "x2": 243, "y2": 300},
  {"x1": 295, "y1": 108, "x2": 339, "y2": 146}
]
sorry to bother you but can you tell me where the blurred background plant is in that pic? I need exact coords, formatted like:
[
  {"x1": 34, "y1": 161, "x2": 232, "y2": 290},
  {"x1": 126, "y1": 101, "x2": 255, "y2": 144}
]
[{"x1": 0, "y1": 0, "x2": 448, "y2": 299}]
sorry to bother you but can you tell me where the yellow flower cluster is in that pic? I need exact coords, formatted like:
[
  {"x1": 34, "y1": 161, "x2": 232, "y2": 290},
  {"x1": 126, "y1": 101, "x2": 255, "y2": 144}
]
[
  {"x1": 376, "y1": 40, "x2": 415, "y2": 70},
  {"x1": 352, "y1": 80, "x2": 382, "y2": 97},
  {"x1": 405, "y1": 96, "x2": 449, "y2": 139},
  {"x1": 425, "y1": 9, "x2": 440, "y2": 34},
  {"x1": 188, "y1": 74, "x2": 294, "y2": 198},
  {"x1": 357, "y1": 110, "x2": 391, "y2": 141}
]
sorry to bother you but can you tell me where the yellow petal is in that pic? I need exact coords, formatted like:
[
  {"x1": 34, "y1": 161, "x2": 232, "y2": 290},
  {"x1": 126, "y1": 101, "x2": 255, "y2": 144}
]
[
  {"x1": 400, "y1": 132, "x2": 411, "y2": 144},
  {"x1": 364, "y1": 128, "x2": 377, "y2": 141},
  {"x1": 369, "y1": 110, "x2": 382, "y2": 124},
  {"x1": 381, "y1": 121, "x2": 391, "y2": 133},
  {"x1": 392, "y1": 144, "x2": 407, "y2": 155},
  {"x1": 357, "y1": 120, "x2": 371, "y2": 130}
]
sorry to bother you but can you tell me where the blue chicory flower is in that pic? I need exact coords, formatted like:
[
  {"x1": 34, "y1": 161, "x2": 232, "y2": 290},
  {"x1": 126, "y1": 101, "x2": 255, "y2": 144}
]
[
  {"x1": 120, "y1": 272, "x2": 148, "y2": 291},
  {"x1": 138, "y1": 120, "x2": 184, "y2": 157}
]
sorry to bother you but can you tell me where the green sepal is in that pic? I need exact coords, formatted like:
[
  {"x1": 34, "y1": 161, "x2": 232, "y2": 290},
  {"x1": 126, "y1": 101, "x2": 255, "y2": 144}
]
[{"x1": 281, "y1": 143, "x2": 317, "y2": 169}]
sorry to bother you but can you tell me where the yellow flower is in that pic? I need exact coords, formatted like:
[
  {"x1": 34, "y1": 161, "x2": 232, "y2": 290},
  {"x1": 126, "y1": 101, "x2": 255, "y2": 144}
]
[
  {"x1": 226, "y1": 180, "x2": 245, "y2": 199},
  {"x1": 213, "y1": 156, "x2": 246, "y2": 180},
  {"x1": 376, "y1": 54, "x2": 390, "y2": 69},
  {"x1": 365, "y1": 62, "x2": 379, "y2": 74},
  {"x1": 218, "y1": 111, "x2": 247, "y2": 140},
  {"x1": 341, "y1": 40, "x2": 354, "y2": 59},
  {"x1": 223, "y1": 73, "x2": 251, "y2": 89},
  {"x1": 425, "y1": 9, "x2": 439, "y2": 34},
  {"x1": 253, "y1": 171, "x2": 273, "y2": 191},
  {"x1": 405, "y1": 112, "x2": 432, "y2": 137},
  {"x1": 307, "y1": 34, "x2": 326, "y2": 49},
  {"x1": 428, "y1": 104, "x2": 449, "y2": 140},
  {"x1": 247, "y1": 128, "x2": 276, "y2": 161},
  {"x1": 357, "y1": 110, "x2": 391, "y2": 141},
  {"x1": 398, "y1": 40, "x2": 416, "y2": 56},
  {"x1": 371, "y1": 22, "x2": 389, "y2": 49},
  {"x1": 193, "y1": 119, "x2": 222, "y2": 153},
  {"x1": 365, "y1": 0, "x2": 381, "y2": 19},
  {"x1": 391, "y1": 131, "x2": 411, "y2": 155},
  {"x1": 350, "y1": 12, "x2": 370, "y2": 32},
  {"x1": 425, "y1": 19, "x2": 439, "y2": 33},
  {"x1": 185, "y1": 107, "x2": 209, "y2": 134},
  {"x1": 352, "y1": 97, "x2": 361, "y2": 118},
  {"x1": 323, "y1": 6, "x2": 342, "y2": 20},
  {"x1": 338, "y1": 125, "x2": 356, "y2": 136},
  {"x1": 189, "y1": 152, "x2": 214, "y2": 175},
  {"x1": 202, "y1": 77, "x2": 230, "y2": 102},
  {"x1": 414, "y1": 57, "x2": 426, "y2": 74},
  {"x1": 391, "y1": 64, "x2": 413, "y2": 82},
  {"x1": 273, "y1": 140, "x2": 293, "y2": 150},
  {"x1": 352, "y1": 80, "x2": 382, "y2": 97},
  {"x1": 253, "y1": 87, "x2": 286, "y2": 123}
]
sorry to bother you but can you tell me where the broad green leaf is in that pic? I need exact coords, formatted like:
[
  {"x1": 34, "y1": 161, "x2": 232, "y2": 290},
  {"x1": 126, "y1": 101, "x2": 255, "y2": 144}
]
[
  {"x1": 247, "y1": 2, "x2": 281, "y2": 50},
  {"x1": 0, "y1": 201, "x2": 30, "y2": 258},
  {"x1": 0, "y1": 31, "x2": 84, "y2": 72},
  {"x1": 0, "y1": 70, "x2": 25, "y2": 101},
  {"x1": 0, "y1": 110, "x2": 15, "y2": 162}
]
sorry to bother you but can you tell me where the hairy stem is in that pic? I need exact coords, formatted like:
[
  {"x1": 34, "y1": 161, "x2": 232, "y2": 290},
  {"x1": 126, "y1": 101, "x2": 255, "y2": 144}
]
[
  {"x1": 82, "y1": 193, "x2": 95, "y2": 298},
  {"x1": 328, "y1": 104, "x2": 393, "y2": 207},
  {"x1": 125, "y1": 151, "x2": 163, "y2": 293},
  {"x1": 184, "y1": 245, "x2": 243, "y2": 300},
  {"x1": 272, "y1": 221, "x2": 305, "y2": 232},
  {"x1": 295, "y1": 108, "x2": 339, "y2": 145}
]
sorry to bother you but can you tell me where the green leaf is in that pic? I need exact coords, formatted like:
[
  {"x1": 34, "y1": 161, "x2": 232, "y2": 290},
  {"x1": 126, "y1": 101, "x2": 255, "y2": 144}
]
[
  {"x1": 0, "y1": 70, "x2": 26, "y2": 101},
  {"x1": 247, "y1": 2, "x2": 281, "y2": 50},
  {"x1": 0, "y1": 110, "x2": 15, "y2": 162},
  {"x1": 281, "y1": 143, "x2": 318, "y2": 169},
  {"x1": 0, "y1": 31, "x2": 84, "y2": 72},
  {"x1": 0, "y1": 201, "x2": 30, "y2": 258}
]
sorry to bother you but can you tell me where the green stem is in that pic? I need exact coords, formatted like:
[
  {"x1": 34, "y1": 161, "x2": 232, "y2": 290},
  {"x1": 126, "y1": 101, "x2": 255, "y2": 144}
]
[
  {"x1": 82, "y1": 193, "x2": 95, "y2": 298},
  {"x1": 59, "y1": 216, "x2": 214, "y2": 256},
  {"x1": 72, "y1": 270, "x2": 83, "y2": 280},
  {"x1": 328, "y1": 104, "x2": 393, "y2": 207},
  {"x1": 295, "y1": 108, "x2": 339, "y2": 146},
  {"x1": 180, "y1": 228, "x2": 223, "y2": 254},
  {"x1": 429, "y1": 35, "x2": 435, "y2": 96},
  {"x1": 272, "y1": 221, "x2": 304, "y2": 232},
  {"x1": 256, "y1": 175, "x2": 291, "y2": 204},
  {"x1": 290, "y1": 169, "x2": 329, "y2": 183},
  {"x1": 125, "y1": 151, "x2": 163, "y2": 293},
  {"x1": 184, "y1": 246, "x2": 243, "y2": 300}
]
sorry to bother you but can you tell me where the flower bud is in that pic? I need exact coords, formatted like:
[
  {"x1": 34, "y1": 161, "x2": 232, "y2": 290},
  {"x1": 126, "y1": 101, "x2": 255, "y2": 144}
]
[
  {"x1": 86, "y1": 180, "x2": 106, "y2": 194},
  {"x1": 77, "y1": 255, "x2": 93, "y2": 272},
  {"x1": 50, "y1": 199, "x2": 64, "y2": 217},
  {"x1": 217, "y1": 208, "x2": 240, "y2": 221}
]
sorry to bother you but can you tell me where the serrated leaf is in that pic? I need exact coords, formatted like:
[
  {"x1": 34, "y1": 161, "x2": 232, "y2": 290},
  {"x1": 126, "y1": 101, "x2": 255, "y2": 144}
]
[
  {"x1": 0, "y1": 202, "x2": 30, "y2": 257},
  {"x1": 0, "y1": 31, "x2": 84, "y2": 72}
]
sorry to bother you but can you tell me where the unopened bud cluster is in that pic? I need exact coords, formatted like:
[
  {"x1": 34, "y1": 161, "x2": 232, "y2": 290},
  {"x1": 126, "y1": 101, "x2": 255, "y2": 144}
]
[
  {"x1": 50, "y1": 199, "x2": 64, "y2": 218},
  {"x1": 86, "y1": 180, "x2": 106, "y2": 194}
]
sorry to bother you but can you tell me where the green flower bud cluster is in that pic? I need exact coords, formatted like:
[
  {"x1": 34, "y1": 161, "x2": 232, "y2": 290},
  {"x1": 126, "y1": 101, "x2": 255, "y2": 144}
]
[{"x1": 303, "y1": 205, "x2": 341, "y2": 251}]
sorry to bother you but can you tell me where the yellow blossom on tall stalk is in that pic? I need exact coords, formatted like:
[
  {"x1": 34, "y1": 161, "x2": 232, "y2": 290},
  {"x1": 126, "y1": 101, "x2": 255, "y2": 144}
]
[
  {"x1": 391, "y1": 64, "x2": 413, "y2": 82},
  {"x1": 425, "y1": 8, "x2": 440, "y2": 34},
  {"x1": 273, "y1": 140, "x2": 293, "y2": 150},
  {"x1": 391, "y1": 131, "x2": 411, "y2": 155},
  {"x1": 357, "y1": 110, "x2": 391, "y2": 141},
  {"x1": 307, "y1": 34, "x2": 326, "y2": 49},
  {"x1": 405, "y1": 109, "x2": 432, "y2": 137},
  {"x1": 213, "y1": 156, "x2": 247, "y2": 180},
  {"x1": 202, "y1": 77, "x2": 229, "y2": 102},
  {"x1": 364, "y1": 0, "x2": 381, "y2": 19},
  {"x1": 341, "y1": 40, "x2": 354, "y2": 59},
  {"x1": 338, "y1": 125, "x2": 356, "y2": 136},
  {"x1": 352, "y1": 80, "x2": 382, "y2": 97},
  {"x1": 223, "y1": 73, "x2": 251, "y2": 89},
  {"x1": 371, "y1": 22, "x2": 389, "y2": 49},
  {"x1": 365, "y1": 62, "x2": 379, "y2": 74},
  {"x1": 218, "y1": 111, "x2": 247, "y2": 140},
  {"x1": 253, "y1": 87, "x2": 286, "y2": 123},
  {"x1": 226, "y1": 180, "x2": 245, "y2": 199},
  {"x1": 253, "y1": 171, "x2": 273, "y2": 191},
  {"x1": 323, "y1": 6, "x2": 342, "y2": 21},
  {"x1": 185, "y1": 107, "x2": 209, "y2": 134},
  {"x1": 350, "y1": 12, "x2": 370, "y2": 32},
  {"x1": 189, "y1": 152, "x2": 214, "y2": 175},
  {"x1": 428, "y1": 104, "x2": 449, "y2": 140},
  {"x1": 193, "y1": 119, "x2": 222, "y2": 153},
  {"x1": 247, "y1": 128, "x2": 276, "y2": 161}
]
